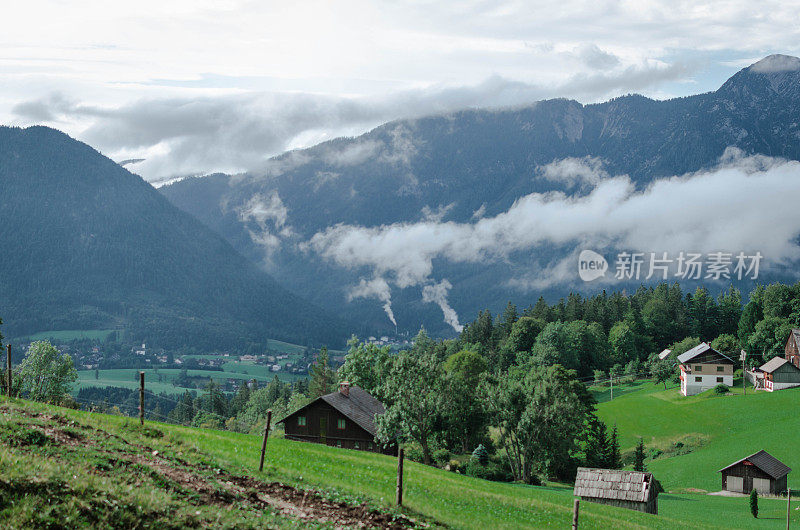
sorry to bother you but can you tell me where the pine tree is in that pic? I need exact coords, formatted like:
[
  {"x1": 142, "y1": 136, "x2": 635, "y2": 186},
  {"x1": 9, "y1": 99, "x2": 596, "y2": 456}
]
[
  {"x1": 584, "y1": 418, "x2": 610, "y2": 468},
  {"x1": 749, "y1": 488, "x2": 758, "y2": 518},
  {"x1": 633, "y1": 438, "x2": 646, "y2": 471},
  {"x1": 607, "y1": 423, "x2": 621, "y2": 469},
  {"x1": 309, "y1": 347, "x2": 334, "y2": 398},
  {"x1": 471, "y1": 444, "x2": 489, "y2": 465}
]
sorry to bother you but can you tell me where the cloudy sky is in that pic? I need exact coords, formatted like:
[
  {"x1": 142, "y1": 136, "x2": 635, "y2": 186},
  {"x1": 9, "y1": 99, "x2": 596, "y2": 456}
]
[{"x1": 3, "y1": 0, "x2": 800, "y2": 182}]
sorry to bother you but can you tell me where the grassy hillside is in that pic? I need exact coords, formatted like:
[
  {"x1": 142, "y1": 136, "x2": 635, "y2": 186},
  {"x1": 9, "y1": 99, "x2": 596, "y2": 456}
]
[
  {"x1": 596, "y1": 380, "x2": 800, "y2": 493},
  {"x1": 2, "y1": 396, "x2": 797, "y2": 528}
]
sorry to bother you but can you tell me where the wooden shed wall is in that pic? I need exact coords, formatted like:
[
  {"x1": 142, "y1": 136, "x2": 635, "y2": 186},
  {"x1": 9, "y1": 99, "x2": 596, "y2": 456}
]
[{"x1": 722, "y1": 462, "x2": 786, "y2": 494}]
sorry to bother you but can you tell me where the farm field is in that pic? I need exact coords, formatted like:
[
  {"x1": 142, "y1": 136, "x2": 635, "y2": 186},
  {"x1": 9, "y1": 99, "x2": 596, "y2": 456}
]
[
  {"x1": 1, "y1": 396, "x2": 796, "y2": 529},
  {"x1": 596, "y1": 380, "x2": 800, "y2": 493},
  {"x1": 76, "y1": 366, "x2": 302, "y2": 395}
]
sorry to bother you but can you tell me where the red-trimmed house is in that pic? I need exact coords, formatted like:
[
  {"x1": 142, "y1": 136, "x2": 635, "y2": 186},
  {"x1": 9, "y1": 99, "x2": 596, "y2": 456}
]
[{"x1": 678, "y1": 343, "x2": 735, "y2": 396}]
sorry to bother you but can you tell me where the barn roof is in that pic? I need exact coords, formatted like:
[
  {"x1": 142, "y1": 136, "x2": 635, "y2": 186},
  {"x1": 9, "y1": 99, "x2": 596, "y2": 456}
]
[
  {"x1": 719, "y1": 450, "x2": 791, "y2": 479},
  {"x1": 278, "y1": 386, "x2": 385, "y2": 436},
  {"x1": 677, "y1": 343, "x2": 734, "y2": 364},
  {"x1": 759, "y1": 356, "x2": 798, "y2": 374},
  {"x1": 573, "y1": 468, "x2": 656, "y2": 503}
]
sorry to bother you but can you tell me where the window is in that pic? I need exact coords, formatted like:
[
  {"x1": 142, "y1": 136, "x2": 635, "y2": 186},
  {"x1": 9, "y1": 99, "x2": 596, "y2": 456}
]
[
  {"x1": 695, "y1": 365, "x2": 703, "y2": 372},
  {"x1": 717, "y1": 366, "x2": 724, "y2": 372},
  {"x1": 717, "y1": 377, "x2": 724, "y2": 383},
  {"x1": 297, "y1": 416, "x2": 306, "y2": 426},
  {"x1": 368, "y1": 443, "x2": 373, "y2": 450},
  {"x1": 354, "y1": 441, "x2": 360, "y2": 449},
  {"x1": 695, "y1": 376, "x2": 702, "y2": 382},
  {"x1": 337, "y1": 419, "x2": 346, "y2": 430},
  {"x1": 336, "y1": 440, "x2": 342, "y2": 447}
]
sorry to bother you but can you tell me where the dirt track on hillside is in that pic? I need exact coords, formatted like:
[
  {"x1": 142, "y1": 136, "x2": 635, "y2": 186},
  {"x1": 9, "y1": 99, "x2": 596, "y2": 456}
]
[{"x1": 2, "y1": 406, "x2": 419, "y2": 529}]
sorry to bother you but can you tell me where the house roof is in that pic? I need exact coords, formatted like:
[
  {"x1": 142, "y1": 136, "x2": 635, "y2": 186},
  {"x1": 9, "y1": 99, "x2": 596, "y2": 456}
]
[
  {"x1": 573, "y1": 468, "x2": 656, "y2": 503},
  {"x1": 719, "y1": 450, "x2": 791, "y2": 479},
  {"x1": 658, "y1": 348, "x2": 672, "y2": 360},
  {"x1": 759, "y1": 356, "x2": 799, "y2": 374},
  {"x1": 791, "y1": 329, "x2": 800, "y2": 348},
  {"x1": 677, "y1": 343, "x2": 734, "y2": 364},
  {"x1": 278, "y1": 386, "x2": 385, "y2": 436}
]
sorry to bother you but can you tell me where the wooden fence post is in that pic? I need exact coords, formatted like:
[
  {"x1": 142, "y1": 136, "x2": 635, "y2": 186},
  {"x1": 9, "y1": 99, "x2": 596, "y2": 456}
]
[
  {"x1": 572, "y1": 498, "x2": 580, "y2": 530},
  {"x1": 259, "y1": 409, "x2": 272, "y2": 472},
  {"x1": 139, "y1": 371, "x2": 145, "y2": 425},
  {"x1": 6, "y1": 344, "x2": 11, "y2": 397},
  {"x1": 788, "y1": 488, "x2": 792, "y2": 530},
  {"x1": 396, "y1": 446, "x2": 404, "y2": 506}
]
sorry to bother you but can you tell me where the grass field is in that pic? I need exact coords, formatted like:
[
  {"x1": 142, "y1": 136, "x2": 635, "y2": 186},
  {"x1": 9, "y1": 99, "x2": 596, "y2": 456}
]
[
  {"x1": 76, "y1": 367, "x2": 302, "y2": 395},
  {"x1": 3, "y1": 396, "x2": 797, "y2": 528},
  {"x1": 596, "y1": 380, "x2": 800, "y2": 493},
  {"x1": 16, "y1": 329, "x2": 117, "y2": 342}
]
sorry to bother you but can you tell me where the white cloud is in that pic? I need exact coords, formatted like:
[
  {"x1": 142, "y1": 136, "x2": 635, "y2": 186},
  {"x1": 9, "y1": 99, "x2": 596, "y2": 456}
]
[
  {"x1": 307, "y1": 153, "x2": 800, "y2": 302},
  {"x1": 236, "y1": 191, "x2": 293, "y2": 257},
  {"x1": 537, "y1": 156, "x2": 609, "y2": 188}
]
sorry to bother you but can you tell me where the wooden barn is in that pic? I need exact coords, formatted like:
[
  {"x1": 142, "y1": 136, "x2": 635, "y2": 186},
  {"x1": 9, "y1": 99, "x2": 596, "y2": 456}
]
[
  {"x1": 278, "y1": 382, "x2": 393, "y2": 454},
  {"x1": 719, "y1": 450, "x2": 791, "y2": 495},
  {"x1": 573, "y1": 468, "x2": 658, "y2": 514},
  {"x1": 756, "y1": 356, "x2": 800, "y2": 391}
]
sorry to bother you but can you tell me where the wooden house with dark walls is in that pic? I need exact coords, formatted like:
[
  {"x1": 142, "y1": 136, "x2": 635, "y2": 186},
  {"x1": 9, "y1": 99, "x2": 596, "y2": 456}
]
[
  {"x1": 278, "y1": 382, "x2": 393, "y2": 454},
  {"x1": 784, "y1": 329, "x2": 800, "y2": 368},
  {"x1": 573, "y1": 468, "x2": 659, "y2": 514},
  {"x1": 719, "y1": 450, "x2": 790, "y2": 495}
]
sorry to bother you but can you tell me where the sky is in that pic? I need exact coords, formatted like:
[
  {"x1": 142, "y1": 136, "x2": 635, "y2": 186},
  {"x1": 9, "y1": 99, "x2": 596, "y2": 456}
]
[{"x1": 3, "y1": 0, "x2": 800, "y2": 182}]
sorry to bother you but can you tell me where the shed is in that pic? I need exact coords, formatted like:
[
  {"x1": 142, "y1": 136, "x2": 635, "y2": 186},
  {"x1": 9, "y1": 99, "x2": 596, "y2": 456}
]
[
  {"x1": 657, "y1": 348, "x2": 672, "y2": 361},
  {"x1": 278, "y1": 382, "x2": 393, "y2": 454},
  {"x1": 573, "y1": 468, "x2": 658, "y2": 514},
  {"x1": 719, "y1": 450, "x2": 791, "y2": 495},
  {"x1": 757, "y1": 357, "x2": 800, "y2": 391}
]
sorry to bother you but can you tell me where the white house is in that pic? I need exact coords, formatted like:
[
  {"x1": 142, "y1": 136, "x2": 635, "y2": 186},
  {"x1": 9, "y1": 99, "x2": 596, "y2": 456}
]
[{"x1": 678, "y1": 343, "x2": 735, "y2": 396}]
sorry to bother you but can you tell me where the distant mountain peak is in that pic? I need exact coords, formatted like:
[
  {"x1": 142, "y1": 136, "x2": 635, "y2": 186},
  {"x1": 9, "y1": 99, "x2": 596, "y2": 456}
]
[{"x1": 748, "y1": 54, "x2": 800, "y2": 73}]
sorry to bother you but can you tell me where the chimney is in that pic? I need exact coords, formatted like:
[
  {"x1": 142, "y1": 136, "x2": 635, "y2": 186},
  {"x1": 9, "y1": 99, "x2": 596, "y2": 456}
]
[{"x1": 339, "y1": 381, "x2": 350, "y2": 397}]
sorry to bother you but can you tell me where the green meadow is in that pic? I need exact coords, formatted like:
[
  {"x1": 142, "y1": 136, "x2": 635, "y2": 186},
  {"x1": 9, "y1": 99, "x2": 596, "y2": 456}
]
[
  {"x1": 595, "y1": 380, "x2": 800, "y2": 493},
  {"x1": 3, "y1": 392, "x2": 798, "y2": 529}
]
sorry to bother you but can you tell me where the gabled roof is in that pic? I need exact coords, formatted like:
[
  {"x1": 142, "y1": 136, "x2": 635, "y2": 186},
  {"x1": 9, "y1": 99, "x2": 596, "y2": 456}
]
[
  {"x1": 278, "y1": 386, "x2": 385, "y2": 436},
  {"x1": 759, "y1": 356, "x2": 800, "y2": 374},
  {"x1": 677, "y1": 343, "x2": 734, "y2": 364},
  {"x1": 790, "y1": 329, "x2": 800, "y2": 349},
  {"x1": 658, "y1": 348, "x2": 672, "y2": 360},
  {"x1": 719, "y1": 450, "x2": 791, "y2": 479},
  {"x1": 574, "y1": 468, "x2": 656, "y2": 503}
]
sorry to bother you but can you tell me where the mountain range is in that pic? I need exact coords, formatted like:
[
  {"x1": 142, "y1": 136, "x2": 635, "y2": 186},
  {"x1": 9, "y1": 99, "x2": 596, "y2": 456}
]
[
  {"x1": 160, "y1": 55, "x2": 800, "y2": 336},
  {"x1": 0, "y1": 126, "x2": 346, "y2": 348}
]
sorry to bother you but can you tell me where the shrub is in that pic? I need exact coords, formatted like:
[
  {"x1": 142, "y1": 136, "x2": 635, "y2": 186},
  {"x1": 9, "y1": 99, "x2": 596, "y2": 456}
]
[
  {"x1": 714, "y1": 384, "x2": 730, "y2": 394},
  {"x1": 471, "y1": 444, "x2": 489, "y2": 465},
  {"x1": 465, "y1": 460, "x2": 514, "y2": 482},
  {"x1": 433, "y1": 448, "x2": 451, "y2": 466},
  {"x1": 403, "y1": 444, "x2": 425, "y2": 463}
]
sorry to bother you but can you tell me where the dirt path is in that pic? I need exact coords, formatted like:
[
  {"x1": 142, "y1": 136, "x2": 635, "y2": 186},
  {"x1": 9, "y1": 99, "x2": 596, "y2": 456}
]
[{"x1": 2, "y1": 406, "x2": 420, "y2": 529}]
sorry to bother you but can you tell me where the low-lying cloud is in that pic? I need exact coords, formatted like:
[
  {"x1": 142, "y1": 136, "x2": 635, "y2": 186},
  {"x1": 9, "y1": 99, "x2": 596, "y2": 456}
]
[
  {"x1": 306, "y1": 149, "x2": 800, "y2": 330},
  {"x1": 11, "y1": 61, "x2": 690, "y2": 181}
]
